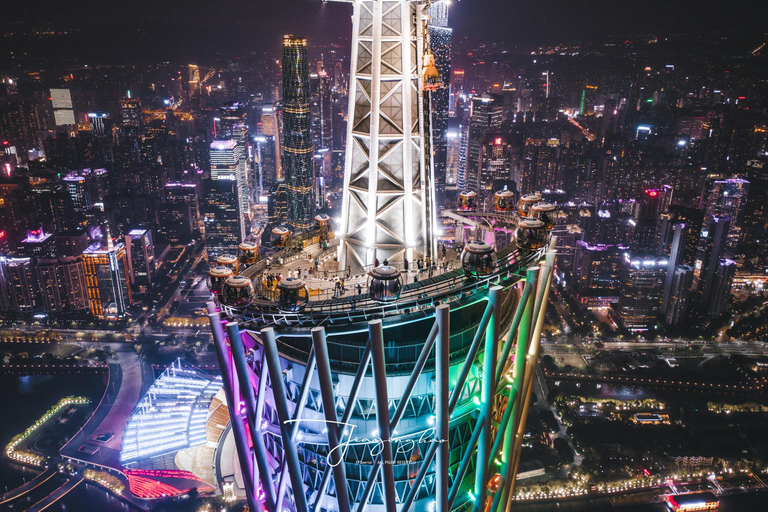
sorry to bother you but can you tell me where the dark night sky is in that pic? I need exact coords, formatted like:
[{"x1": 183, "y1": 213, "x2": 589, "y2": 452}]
[{"x1": 3, "y1": 1, "x2": 768, "y2": 63}]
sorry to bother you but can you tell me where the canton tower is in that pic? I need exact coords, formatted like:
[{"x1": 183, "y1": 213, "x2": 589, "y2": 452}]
[{"x1": 337, "y1": 0, "x2": 437, "y2": 268}]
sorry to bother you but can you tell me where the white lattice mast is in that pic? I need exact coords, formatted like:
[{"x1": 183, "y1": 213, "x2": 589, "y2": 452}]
[{"x1": 337, "y1": 0, "x2": 436, "y2": 268}]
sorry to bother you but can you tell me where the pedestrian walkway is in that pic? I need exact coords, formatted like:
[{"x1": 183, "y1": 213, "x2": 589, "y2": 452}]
[{"x1": 260, "y1": 248, "x2": 462, "y2": 301}]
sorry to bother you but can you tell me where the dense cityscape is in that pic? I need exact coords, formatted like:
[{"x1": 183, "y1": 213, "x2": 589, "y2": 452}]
[{"x1": 1, "y1": 1, "x2": 768, "y2": 511}]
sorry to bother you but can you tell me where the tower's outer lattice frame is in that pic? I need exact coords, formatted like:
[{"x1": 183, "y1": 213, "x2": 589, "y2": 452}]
[
  {"x1": 338, "y1": 0, "x2": 436, "y2": 267},
  {"x1": 208, "y1": 243, "x2": 556, "y2": 512}
]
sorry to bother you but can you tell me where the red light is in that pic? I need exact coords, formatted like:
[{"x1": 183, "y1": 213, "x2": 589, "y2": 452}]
[
  {"x1": 494, "y1": 137, "x2": 502, "y2": 145},
  {"x1": 647, "y1": 190, "x2": 658, "y2": 198},
  {"x1": 0, "y1": 231, "x2": 5, "y2": 239},
  {"x1": 643, "y1": 468, "x2": 651, "y2": 476}
]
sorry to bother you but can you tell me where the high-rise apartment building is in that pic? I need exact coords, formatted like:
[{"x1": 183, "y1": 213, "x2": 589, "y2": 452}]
[{"x1": 282, "y1": 35, "x2": 315, "y2": 232}]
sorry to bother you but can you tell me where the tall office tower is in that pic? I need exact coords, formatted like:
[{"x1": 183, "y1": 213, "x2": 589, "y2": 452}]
[
  {"x1": 64, "y1": 174, "x2": 92, "y2": 213},
  {"x1": 282, "y1": 35, "x2": 315, "y2": 232},
  {"x1": 457, "y1": 123, "x2": 470, "y2": 190},
  {"x1": 632, "y1": 186, "x2": 673, "y2": 252},
  {"x1": 202, "y1": 179, "x2": 242, "y2": 261},
  {"x1": 572, "y1": 241, "x2": 623, "y2": 307},
  {"x1": 318, "y1": 72, "x2": 333, "y2": 151},
  {"x1": 707, "y1": 258, "x2": 737, "y2": 318},
  {"x1": 215, "y1": 102, "x2": 250, "y2": 195},
  {"x1": 614, "y1": 253, "x2": 667, "y2": 332},
  {"x1": 664, "y1": 265, "x2": 695, "y2": 327},
  {"x1": 120, "y1": 95, "x2": 142, "y2": 129},
  {"x1": 210, "y1": 140, "x2": 247, "y2": 242},
  {"x1": 125, "y1": 228, "x2": 155, "y2": 294},
  {"x1": 661, "y1": 223, "x2": 688, "y2": 316},
  {"x1": 478, "y1": 134, "x2": 511, "y2": 208},
  {"x1": 660, "y1": 205, "x2": 703, "y2": 266},
  {"x1": 163, "y1": 182, "x2": 200, "y2": 237},
  {"x1": 88, "y1": 113, "x2": 111, "y2": 137},
  {"x1": 701, "y1": 177, "x2": 750, "y2": 251},
  {"x1": 17, "y1": 228, "x2": 56, "y2": 260},
  {"x1": 428, "y1": 0, "x2": 452, "y2": 208},
  {"x1": 697, "y1": 215, "x2": 730, "y2": 311},
  {"x1": 0, "y1": 257, "x2": 37, "y2": 313},
  {"x1": 82, "y1": 233, "x2": 131, "y2": 319},
  {"x1": 466, "y1": 94, "x2": 503, "y2": 192},
  {"x1": 259, "y1": 105, "x2": 282, "y2": 180},
  {"x1": 336, "y1": 0, "x2": 438, "y2": 266}
]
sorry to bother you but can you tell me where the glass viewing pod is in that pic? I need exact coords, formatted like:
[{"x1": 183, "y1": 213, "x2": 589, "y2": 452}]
[
  {"x1": 237, "y1": 242, "x2": 259, "y2": 267},
  {"x1": 458, "y1": 191, "x2": 478, "y2": 212},
  {"x1": 206, "y1": 266, "x2": 234, "y2": 295},
  {"x1": 368, "y1": 265, "x2": 403, "y2": 303},
  {"x1": 220, "y1": 275, "x2": 256, "y2": 309},
  {"x1": 530, "y1": 202, "x2": 557, "y2": 230},
  {"x1": 515, "y1": 219, "x2": 549, "y2": 250},
  {"x1": 493, "y1": 188, "x2": 515, "y2": 212},
  {"x1": 276, "y1": 277, "x2": 309, "y2": 312},
  {"x1": 518, "y1": 193, "x2": 542, "y2": 217},
  {"x1": 314, "y1": 214, "x2": 332, "y2": 232},
  {"x1": 461, "y1": 242, "x2": 498, "y2": 277},
  {"x1": 271, "y1": 227, "x2": 291, "y2": 248},
  {"x1": 216, "y1": 254, "x2": 240, "y2": 274}
]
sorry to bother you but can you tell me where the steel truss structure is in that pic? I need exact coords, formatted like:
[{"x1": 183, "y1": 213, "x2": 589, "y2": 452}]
[
  {"x1": 208, "y1": 243, "x2": 555, "y2": 512},
  {"x1": 336, "y1": 0, "x2": 437, "y2": 268}
]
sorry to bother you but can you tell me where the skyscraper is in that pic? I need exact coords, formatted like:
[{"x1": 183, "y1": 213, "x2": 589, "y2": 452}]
[
  {"x1": 614, "y1": 253, "x2": 667, "y2": 332},
  {"x1": 125, "y1": 228, "x2": 155, "y2": 294},
  {"x1": 661, "y1": 223, "x2": 688, "y2": 316},
  {"x1": 209, "y1": 139, "x2": 247, "y2": 242},
  {"x1": 664, "y1": 265, "x2": 695, "y2": 327},
  {"x1": 336, "y1": 0, "x2": 437, "y2": 266},
  {"x1": 428, "y1": 0, "x2": 452, "y2": 208},
  {"x1": 215, "y1": 102, "x2": 250, "y2": 198},
  {"x1": 82, "y1": 234, "x2": 131, "y2": 319},
  {"x1": 701, "y1": 177, "x2": 750, "y2": 251},
  {"x1": 202, "y1": 178, "x2": 242, "y2": 262},
  {"x1": 697, "y1": 215, "x2": 730, "y2": 312},
  {"x1": 282, "y1": 35, "x2": 315, "y2": 232},
  {"x1": 465, "y1": 94, "x2": 503, "y2": 193}
]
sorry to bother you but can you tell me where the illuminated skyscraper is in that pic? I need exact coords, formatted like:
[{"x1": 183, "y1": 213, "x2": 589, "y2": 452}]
[
  {"x1": 120, "y1": 95, "x2": 142, "y2": 129},
  {"x1": 202, "y1": 178, "x2": 242, "y2": 261},
  {"x1": 465, "y1": 94, "x2": 503, "y2": 193},
  {"x1": 282, "y1": 35, "x2": 315, "y2": 232},
  {"x1": 125, "y1": 228, "x2": 155, "y2": 294},
  {"x1": 428, "y1": 0, "x2": 452, "y2": 208},
  {"x1": 336, "y1": 0, "x2": 437, "y2": 266},
  {"x1": 82, "y1": 232, "x2": 131, "y2": 319},
  {"x1": 215, "y1": 103, "x2": 250, "y2": 198},
  {"x1": 614, "y1": 253, "x2": 667, "y2": 332},
  {"x1": 210, "y1": 139, "x2": 247, "y2": 242},
  {"x1": 701, "y1": 177, "x2": 749, "y2": 252}
]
